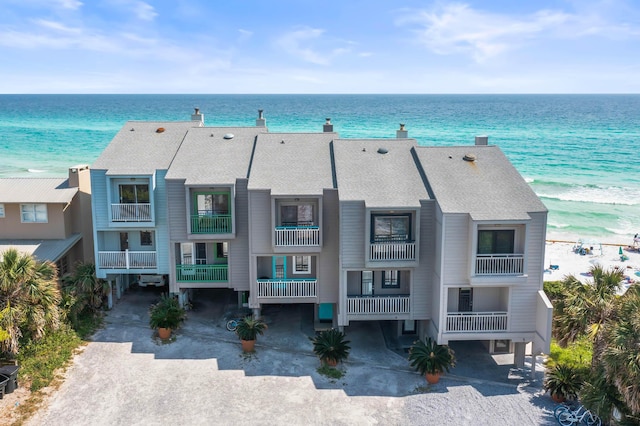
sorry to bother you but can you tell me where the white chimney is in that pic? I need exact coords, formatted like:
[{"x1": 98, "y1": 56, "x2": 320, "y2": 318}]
[
  {"x1": 323, "y1": 118, "x2": 333, "y2": 133},
  {"x1": 256, "y1": 109, "x2": 266, "y2": 127},
  {"x1": 475, "y1": 135, "x2": 488, "y2": 145},
  {"x1": 396, "y1": 123, "x2": 408, "y2": 139},
  {"x1": 191, "y1": 108, "x2": 204, "y2": 124}
]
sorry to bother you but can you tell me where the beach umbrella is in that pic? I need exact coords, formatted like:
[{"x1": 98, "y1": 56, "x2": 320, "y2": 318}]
[{"x1": 619, "y1": 246, "x2": 623, "y2": 255}]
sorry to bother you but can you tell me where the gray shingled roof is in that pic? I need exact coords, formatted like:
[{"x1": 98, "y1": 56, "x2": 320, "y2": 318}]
[
  {"x1": 0, "y1": 178, "x2": 77, "y2": 203},
  {"x1": 92, "y1": 121, "x2": 199, "y2": 174},
  {"x1": 0, "y1": 233, "x2": 82, "y2": 262},
  {"x1": 166, "y1": 127, "x2": 264, "y2": 184},
  {"x1": 414, "y1": 146, "x2": 547, "y2": 220},
  {"x1": 332, "y1": 139, "x2": 429, "y2": 207},
  {"x1": 248, "y1": 133, "x2": 335, "y2": 195}
]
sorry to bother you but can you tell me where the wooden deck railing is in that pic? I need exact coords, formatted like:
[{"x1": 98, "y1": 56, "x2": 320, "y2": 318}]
[
  {"x1": 446, "y1": 312, "x2": 508, "y2": 332},
  {"x1": 98, "y1": 250, "x2": 157, "y2": 269},
  {"x1": 274, "y1": 226, "x2": 320, "y2": 246},
  {"x1": 176, "y1": 264, "x2": 228, "y2": 282},
  {"x1": 111, "y1": 203, "x2": 151, "y2": 222},
  {"x1": 475, "y1": 254, "x2": 524, "y2": 275},
  {"x1": 346, "y1": 295, "x2": 410, "y2": 314},
  {"x1": 256, "y1": 279, "x2": 317, "y2": 298},
  {"x1": 369, "y1": 242, "x2": 416, "y2": 261}
]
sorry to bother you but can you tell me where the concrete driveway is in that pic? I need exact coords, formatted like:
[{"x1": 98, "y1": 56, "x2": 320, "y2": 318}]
[{"x1": 23, "y1": 287, "x2": 557, "y2": 425}]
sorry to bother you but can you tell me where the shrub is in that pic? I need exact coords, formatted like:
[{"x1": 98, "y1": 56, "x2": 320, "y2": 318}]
[
  {"x1": 408, "y1": 338, "x2": 455, "y2": 375},
  {"x1": 309, "y1": 329, "x2": 351, "y2": 365}
]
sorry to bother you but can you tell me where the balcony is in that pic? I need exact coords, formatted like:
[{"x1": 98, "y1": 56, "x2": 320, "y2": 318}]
[
  {"x1": 369, "y1": 242, "x2": 416, "y2": 261},
  {"x1": 176, "y1": 264, "x2": 228, "y2": 282},
  {"x1": 111, "y1": 203, "x2": 151, "y2": 222},
  {"x1": 475, "y1": 254, "x2": 524, "y2": 275},
  {"x1": 446, "y1": 312, "x2": 508, "y2": 332},
  {"x1": 256, "y1": 279, "x2": 317, "y2": 298},
  {"x1": 346, "y1": 295, "x2": 410, "y2": 315},
  {"x1": 190, "y1": 214, "x2": 232, "y2": 234},
  {"x1": 274, "y1": 226, "x2": 320, "y2": 247},
  {"x1": 98, "y1": 250, "x2": 157, "y2": 269}
]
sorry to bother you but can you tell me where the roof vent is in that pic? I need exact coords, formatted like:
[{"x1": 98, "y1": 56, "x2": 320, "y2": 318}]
[
  {"x1": 463, "y1": 153, "x2": 477, "y2": 162},
  {"x1": 156, "y1": 127, "x2": 165, "y2": 133},
  {"x1": 281, "y1": 140, "x2": 285, "y2": 144},
  {"x1": 377, "y1": 147, "x2": 388, "y2": 154},
  {"x1": 130, "y1": 128, "x2": 135, "y2": 131},
  {"x1": 210, "y1": 133, "x2": 214, "y2": 137},
  {"x1": 223, "y1": 133, "x2": 234, "y2": 140}
]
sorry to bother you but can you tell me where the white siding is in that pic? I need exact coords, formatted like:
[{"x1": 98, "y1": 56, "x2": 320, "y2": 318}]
[
  {"x1": 412, "y1": 200, "x2": 435, "y2": 318},
  {"x1": 229, "y1": 179, "x2": 250, "y2": 291},
  {"x1": 340, "y1": 201, "x2": 365, "y2": 268},
  {"x1": 509, "y1": 212, "x2": 547, "y2": 332},
  {"x1": 319, "y1": 189, "x2": 339, "y2": 303},
  {"x1": 441, "y1": 213, "x2": 470, "y2": 285}
]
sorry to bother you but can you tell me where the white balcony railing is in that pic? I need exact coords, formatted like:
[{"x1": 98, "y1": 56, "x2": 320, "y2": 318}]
[
  {"x1": 475, "y1": 254, "x2": 524, "y2": 275},
  {"x1": 98, "y1": 250, "x2": 157, "y2": 269},
  {"x1": 347, "y1": 295, "x2": 411, "y2": 315},
  {"x1": 274, "y1": 226, "x2": 320, "y2": 247},
  {"x1": 257, "y1": 279, "x2": 317, "y2": 298},
  {"x1": 111, "y1": 203, "x2": 152, "y2": 222},
  {"x1": 446, "y1": 311, "x2": 508, "y2": 332},
  {"x1": 369, "y1": 242, "x2": 416, "y2": 261}
]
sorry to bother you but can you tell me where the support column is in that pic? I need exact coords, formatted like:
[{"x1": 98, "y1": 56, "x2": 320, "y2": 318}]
[
  {"x1": 514, "y1": 342, "x2": 526, "y2": 368},
  {"x1": 107, "y1": 280, "x2": 114, "y2": 309},
  {"x1": 531, "y1": 354, "x2": 537, "y2": 379}
]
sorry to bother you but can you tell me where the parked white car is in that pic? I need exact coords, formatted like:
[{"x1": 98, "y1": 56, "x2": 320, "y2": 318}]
[{"x1": 138, "y1": 274, "x2": 166, "y2": 287}]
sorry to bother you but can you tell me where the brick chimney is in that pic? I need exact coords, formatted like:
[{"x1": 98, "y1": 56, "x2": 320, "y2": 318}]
[
  {"x1": 323, "y1": 118, "x2": 333, "y2": 133},
  {"x1": 396, "y1": 123, "x2": 408, "y2": 139},
  {"x1": 475, "y1": 135, "x2": 488, "y2": 145},
  {"x1": 256, "y1": 109, "x2": 266, "y2": 127},
  {"x1": 191, "y1": 108, "x2": 204, "y2": 124}
]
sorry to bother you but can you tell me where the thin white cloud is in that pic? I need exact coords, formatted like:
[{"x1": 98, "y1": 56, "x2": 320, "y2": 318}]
[
  {"x1": 274, "y1": 27, "x2": 357, "y2": 65},
  {"x1": 397, "y1": 3, "x2": 572, "y2": 62},
  {"x1": 396, "y1": 2, "x2": 640, "y2": 63},
  {"x1": 58, "y1": 0, "x2": 83, "y2": 9},
  {"x1": 133, "y1": 1, "x2": 157, "y2": 21},
  {"x1": 33, "y1": 19, "x2": 82, "y2": 34},
  {"x1": 275, "y1": 27, "x2": 330, "y2": 65}
]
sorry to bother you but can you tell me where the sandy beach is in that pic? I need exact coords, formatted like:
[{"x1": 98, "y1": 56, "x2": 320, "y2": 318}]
[{"x1": 543, "y1": 235, "x2": 640, "y2": 291}]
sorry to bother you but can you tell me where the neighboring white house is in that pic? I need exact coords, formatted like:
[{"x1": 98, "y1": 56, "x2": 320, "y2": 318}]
[{"x1": 90, "y1": 110, "x2": 552, "y2": 366}]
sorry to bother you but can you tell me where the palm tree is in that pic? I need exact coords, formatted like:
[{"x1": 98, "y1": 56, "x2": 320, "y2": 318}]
[
  {"x1": 601, "y1": 285, "x2": 640, "y2": 417},
  {"x1": 62, "y1": 262, "x2": 109, "y2": 324},
  {"x1": 0, "y1": 248, "x2": 62, "y2": 354},
  {"x1": 553, "y1": 265, "x2": 623, "y2": 358}
]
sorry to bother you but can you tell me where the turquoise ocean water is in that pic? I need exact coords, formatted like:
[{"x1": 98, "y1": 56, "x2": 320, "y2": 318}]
[{"x1": 1, "y1": 94, "x2": 639, "y2": 244}]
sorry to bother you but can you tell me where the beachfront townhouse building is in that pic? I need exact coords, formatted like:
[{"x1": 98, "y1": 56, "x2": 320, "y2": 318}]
[
  {"x1": 90, "y1": 110, "x2": 552, "y2": 365},
  {"x1": 0, "y1": 165, "x2": 94, "y2": 276}
]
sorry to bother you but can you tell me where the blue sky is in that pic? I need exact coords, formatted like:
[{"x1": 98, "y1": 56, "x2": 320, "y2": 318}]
[{"x1": 1, "y1": 0, "x2": 639, "y2": 93}]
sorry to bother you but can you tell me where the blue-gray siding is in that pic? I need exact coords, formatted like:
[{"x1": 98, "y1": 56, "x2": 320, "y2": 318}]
[
  {"x1": 229, "y1": 179, "x2": 250, "y2": 291},
  {"x1": 339, "y1": 201, "x2": 365, "y2": 268}
]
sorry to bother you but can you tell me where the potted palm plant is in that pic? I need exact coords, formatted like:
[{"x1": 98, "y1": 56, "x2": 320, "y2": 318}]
[
  {"x1": 309, "y1": 329, "x2": 351, "y2": 366},
  {"x1": 235, "y1": 316, "x2": 267, "y2": 352},
  {"x1": 544, "y1": 364, "x2": 583, "y2": 402},
  {"x1": 408, "y1": 338, "x2": 456, "y2": 384},
  {"x1": 149, "y1": 294, "x2": 185, "y2": 339}
]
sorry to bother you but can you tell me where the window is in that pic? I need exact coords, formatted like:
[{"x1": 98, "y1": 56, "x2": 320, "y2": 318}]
[
  {"x1": 293, "y1": 256, "x2": 311, "y2": 274},
  {"x1": 195, "y1": 192, "x2": 229, "y2": 215},
  {"x1": 382, "y1": 270, "x2": 400, "y2": 288},
  {"x1": 0, "y1": 204, "x2": 4, "y2": 218},
  {"x1": 372, "y1": 215, "x2": 410, "y2": 242},
  {"x1": 140, "y1": 231, "x2": 152, "y2": 246},
  {"x1": 56, "y1": 256, "x2": 69, "y2": 277},
  {"x1": 361, "y1": 271, "x2": 373, "y2": 295},
  {"x1": 119, "y1": 184, "x2": 149, "y2": 204},
  {"x1": 21, "y1": 204, "x2": 47, "y2": 223},
  {"x1": 216, "y1": 242, "x2": 228, "y2": 259},
  {"x1": 196, "y1": 243, "x2": 207, "y2": 264},
  {"x1": 280, "y1": 204, "x2": 314, "y2": 226},
  {"x1": 478, "y1": 230, "x2": 515, "y2": 254}
]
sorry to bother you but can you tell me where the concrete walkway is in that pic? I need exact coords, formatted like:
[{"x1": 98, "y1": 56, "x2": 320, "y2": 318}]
[{"x1": 23, "y1": 287, "x2": 557, "y2": 425}]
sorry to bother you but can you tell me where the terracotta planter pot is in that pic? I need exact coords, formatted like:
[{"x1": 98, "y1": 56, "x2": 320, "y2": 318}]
[
  {"x1": 551, "y1": 393, "x2": 566, "y2": 403},
  {"x1": 241, "y1": 339, "x2": 256, "y2": 353},
  {"x1": 157, "y1": 327, "x2": 171, "y2": 339},
  {"x1": 425, "y1": 372, "x2": 441, "y2": 384},
  {"x1": 324, "y1": 358, "x2": 338, "y2": 367}
]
